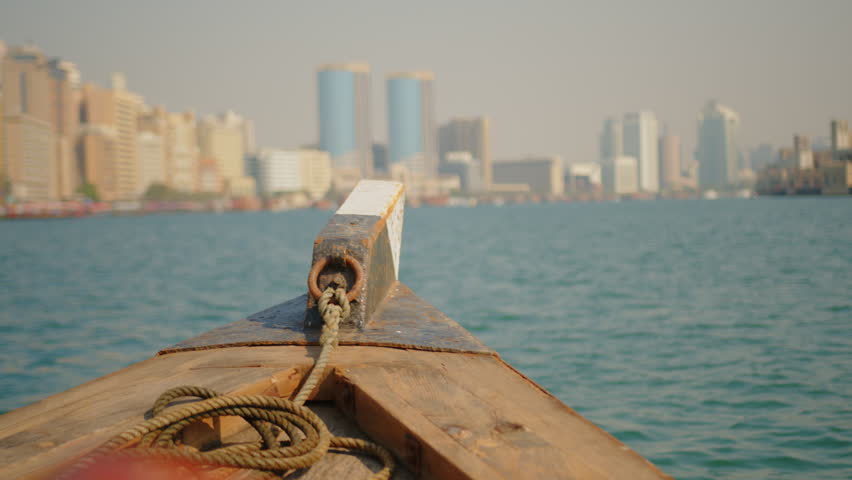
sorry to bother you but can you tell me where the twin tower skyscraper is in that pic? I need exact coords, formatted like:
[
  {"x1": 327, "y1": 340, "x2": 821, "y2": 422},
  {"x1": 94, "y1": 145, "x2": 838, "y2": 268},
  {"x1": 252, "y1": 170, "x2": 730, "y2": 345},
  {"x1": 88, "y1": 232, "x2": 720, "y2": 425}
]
[{"x1": 317, "y1": 64, "x2": 436, "y2": 188}]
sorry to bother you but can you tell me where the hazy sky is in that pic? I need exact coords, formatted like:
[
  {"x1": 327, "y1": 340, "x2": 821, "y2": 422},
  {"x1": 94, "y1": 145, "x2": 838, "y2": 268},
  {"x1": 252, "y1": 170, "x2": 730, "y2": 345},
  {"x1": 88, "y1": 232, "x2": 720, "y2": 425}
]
[{"x1": 2, "y1": 0, "x2": 851, "y2": 164}]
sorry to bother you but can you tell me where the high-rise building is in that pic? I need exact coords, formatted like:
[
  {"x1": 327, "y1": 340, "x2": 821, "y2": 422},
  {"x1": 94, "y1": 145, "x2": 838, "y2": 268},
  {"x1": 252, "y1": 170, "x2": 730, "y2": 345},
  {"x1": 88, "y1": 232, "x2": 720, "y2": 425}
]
[
  {"x1": 198, "y1": 110, "x2": 255, "y2": 195},
  {"x1": 793, "y1": 134, "x2": 814, "y2": 170},
  {"x1": 387, "y1": 71, "x2": 436, "y2": 179},
  {"x1": 242, "y1": 118, "x2": 256, "y2": 155},
  {"x1": 136, "y1": 130, "x2": 166, "y2": 195},
  {"x1": 250, "y1": 149, "x2": 332, "y2": 200},
  {"x1": 831, "y1": 120, "x2": 849, "y2": 152},
  {"x1": 49, "y1": 59, "x2": 80, "y2": 199},
  {"x1": 137, "y1": 105, "x2": 175, "y2": 192},
  {"x1": 696, "y1": 100, "x2": 740, "y2": 188},
  {"x1": 167, "y1": 111, "x2": 200, "y2": 193},
  {"x1": 602, "y1": 156, "x2": 639, "y2": 194},
  {"x1": 438, "y1": 116, "x2": 491, "y2": 189},
  {"x1": 599, "y1": 117, "x2": 623, "y2": 161},
  {"x1": 2, "y1": 45, "x2": 55, "y2": 201},
  {"x1": 659, "y1": 134, "x2": 681, "y2": 190},
  {"x1": 318, "y1": 64, "x2": 372, "y2": 181},
  {"x1": 78, "y1": 73, "x2": 143, "y2": 201},
  {"x1": 623, "y1": 111, "x2": 659, "y2": 192},
  {"x1": 493, "y1": 156, "x2": 564, "y2": 195},
  {"x1": 0, "y1": 41, "x2": 8, "y2": 194}
]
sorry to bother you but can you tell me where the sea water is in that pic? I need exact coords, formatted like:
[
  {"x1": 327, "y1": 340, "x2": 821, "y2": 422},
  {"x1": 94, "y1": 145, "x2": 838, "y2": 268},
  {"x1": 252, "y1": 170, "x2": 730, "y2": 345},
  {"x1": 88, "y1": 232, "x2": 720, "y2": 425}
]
[{"x1": 1, "y1": 197, "x2": 850, "y2": 479}]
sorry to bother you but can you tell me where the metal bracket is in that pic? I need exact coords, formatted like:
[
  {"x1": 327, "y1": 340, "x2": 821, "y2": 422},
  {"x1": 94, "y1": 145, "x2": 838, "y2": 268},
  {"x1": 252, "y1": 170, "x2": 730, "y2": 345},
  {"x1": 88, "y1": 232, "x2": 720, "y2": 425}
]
[{"x1": 304, "y1": 180, "x2": 405, "y2": 329}]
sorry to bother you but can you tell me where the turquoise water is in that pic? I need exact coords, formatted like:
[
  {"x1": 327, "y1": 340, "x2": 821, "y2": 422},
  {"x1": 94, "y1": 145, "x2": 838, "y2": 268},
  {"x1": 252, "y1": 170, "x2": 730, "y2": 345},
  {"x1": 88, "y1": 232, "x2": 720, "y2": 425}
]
[{"x1": 1, "y1": 198, "x2": 851, "y2": 479}]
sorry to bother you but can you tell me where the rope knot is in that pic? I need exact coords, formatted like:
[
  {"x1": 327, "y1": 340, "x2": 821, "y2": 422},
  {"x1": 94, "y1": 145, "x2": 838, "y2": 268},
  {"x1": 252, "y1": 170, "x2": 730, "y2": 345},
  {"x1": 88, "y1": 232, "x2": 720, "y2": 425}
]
[{"x1": 316, "y1": 286, "x2": 350, "y2": 347}]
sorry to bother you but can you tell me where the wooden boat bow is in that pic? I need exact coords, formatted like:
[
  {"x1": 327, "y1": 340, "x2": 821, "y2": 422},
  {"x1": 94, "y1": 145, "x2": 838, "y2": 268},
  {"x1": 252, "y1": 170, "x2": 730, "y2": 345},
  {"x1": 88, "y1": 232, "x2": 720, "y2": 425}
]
[{"x1": 0, "y1": 180, "x2": 673, "y2": 479}]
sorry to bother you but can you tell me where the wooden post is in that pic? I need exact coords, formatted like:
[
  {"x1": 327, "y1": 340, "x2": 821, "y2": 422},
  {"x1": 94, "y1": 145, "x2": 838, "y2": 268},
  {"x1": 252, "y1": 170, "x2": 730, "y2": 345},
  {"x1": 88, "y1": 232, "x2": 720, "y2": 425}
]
[{"x1": 305, "y1": 180, "x2": 405, "y2": 329}]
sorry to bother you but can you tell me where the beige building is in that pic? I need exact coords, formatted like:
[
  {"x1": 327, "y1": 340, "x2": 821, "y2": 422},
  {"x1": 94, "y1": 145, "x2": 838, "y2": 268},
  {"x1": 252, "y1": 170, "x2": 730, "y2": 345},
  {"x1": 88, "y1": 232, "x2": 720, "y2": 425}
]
[
  {"x1": 49, "y1": 59, "x2": 81, "y2": 198},
  {"x1": 137, "y1": 130, "x2": 166, "y2": 195},
  {"x1": 602, "y1": 155, "x2": 639, "y2": 194},
  {"x1": 831, "y1": 120, "x2": 849, "y2": 152},
  {"x1": 492, "y1": 156, "x2": 564, "y2": 195},
  {"x1": 300, "y1": 149, "x2": 332, "y2": 200},
  {"x1": 78, "y1": 73, "x2": 143, "y2": 201},
  {"x1": 250, "y1": 149, "x2": 331, "y2": 200},
  {"x1": 167, "y1": 111, "x2": 200, "y2": 193},
  {"x1": 197, "y1": 156, "x2": 222, "y2": 193},
  {"x1": 1, "y1": 45, "x2": 56, "y2": 201},
  {"x1": 138, "y1": 105, "x2": 187, "y2": 193},
  {"x1": 659, "y1": 134, "x2": 681, "y2": 190},
  {"x1": 0, "y1": 90, "x2": 5, "y2": 192},
  {"x1": 198, "y1": 110, "x2": 255, "y2": 195},
  {"x1": 0, "y1": 44, "x2": 4, "y2": 193}
]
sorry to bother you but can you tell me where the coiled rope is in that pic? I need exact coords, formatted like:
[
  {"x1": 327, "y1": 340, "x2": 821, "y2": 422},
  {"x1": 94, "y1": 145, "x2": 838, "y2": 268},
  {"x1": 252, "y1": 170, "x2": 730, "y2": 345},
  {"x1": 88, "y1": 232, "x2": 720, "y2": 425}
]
[{"x1": 61, "y1": 287, "x2": 395, "y2": 480}]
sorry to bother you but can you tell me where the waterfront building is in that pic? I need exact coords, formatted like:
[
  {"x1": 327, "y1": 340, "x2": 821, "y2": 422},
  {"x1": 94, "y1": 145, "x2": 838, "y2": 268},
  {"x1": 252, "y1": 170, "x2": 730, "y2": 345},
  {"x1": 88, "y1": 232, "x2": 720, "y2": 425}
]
[
  {"x1": 438, "y1": 117, "x2": 491, "y2": 189},
  {"x1": 197, "y1": 156, "x2": 222, "y2": 193},
  {"x1": 387, "y1": 71, "x2": 437, "y2": 179},
  {"x1": 696, "y1": 100, "x2": 740, "y2": 189},
  {"x1": 0, "y1": 42, "x2": 4, "y2": 191},
  {"x1": 242, "y1": 118, "x2": 256, "y2": 155},
  {"x1": 623, "y1": 111, "x2": 659, "y2": 192},
  {"x1": 601, "y1": 155, "x2": 639, "y2": 194},
  {"x1": 198, "y1": 110, "x2": 255, "y2": 195},
  {"x1": 1, "y1": 45, "x2": 56, "y2": 201},
  {"x1": 0, "y1": 91, "x2": 4, "y2": 192},
  {"x1": 659, "y1": 134, "x2": 681, "y2": 190},
  {"x1": 137, "y1": 106, "x2": 178, "y2": 192},
  {"x1": 78, "y1": 73, "x2": 143, "y2": 201},
  {"x1": 599, "y1": 117, "x2": 622, "y2": 161},
  {"x1": 821, "y1": 161, "x2": 852, "y2": 195},
  {"x1": 250, "y1": 149, "x2": 331, "y2": 200},
  {"x1": 166, "y1": 111, "x2": 200, "y2": 193},
  {"x1": 831, "y1": 120, "x2": 849, "y2": 152},
  {"x1": 793, "y1": 135, "x2": 814, "y2": 170},
  {"x1": 565, "y1": 162, "x2": 602, "y2": 194},
  {"x1": 318, "y1": 63, "x2": 372, "y2": 182},
  {"x1": 48, "y1": 59, "x2": 81, "y2": 199},
  {"x1": 813, "y1": 150, "x2": 833, "y2": 170},
  {"x1": 492, "y1": 156, "x2": 564, "y2": 195},
  {"x1": 441, "y1": 151, "x2": 481, "y2": 193},
  {"x1": 0, "y1": 93, "x2": 4, "y2": 193},
  {"x1": 136, "y1": 130, "x2": 166, "y2": 195},
  {"x1": 778, "y1": 147, "x2": 794, "y2": 168}
]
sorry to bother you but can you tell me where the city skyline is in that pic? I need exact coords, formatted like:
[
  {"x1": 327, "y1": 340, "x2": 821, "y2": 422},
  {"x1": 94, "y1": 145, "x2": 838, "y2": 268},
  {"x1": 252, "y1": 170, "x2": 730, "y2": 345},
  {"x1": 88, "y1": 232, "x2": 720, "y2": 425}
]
[{"x1": 1, "y1": 1, "x2": 849, "y2": 167}]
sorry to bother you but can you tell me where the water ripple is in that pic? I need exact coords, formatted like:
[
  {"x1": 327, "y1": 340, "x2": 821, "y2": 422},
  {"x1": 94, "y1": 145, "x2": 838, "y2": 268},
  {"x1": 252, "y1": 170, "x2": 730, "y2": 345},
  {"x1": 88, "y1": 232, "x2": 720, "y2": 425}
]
[{"x1": 2, "y1": 199, "x2": 852, "y2": 479}]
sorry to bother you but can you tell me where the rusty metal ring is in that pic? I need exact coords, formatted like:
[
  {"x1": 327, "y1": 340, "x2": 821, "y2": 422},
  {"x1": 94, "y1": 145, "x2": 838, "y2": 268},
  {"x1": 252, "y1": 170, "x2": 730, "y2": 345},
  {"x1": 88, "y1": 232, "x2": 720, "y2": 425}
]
[{"x1": 307, "y1": 255, "x2": 365, "y2": 302}]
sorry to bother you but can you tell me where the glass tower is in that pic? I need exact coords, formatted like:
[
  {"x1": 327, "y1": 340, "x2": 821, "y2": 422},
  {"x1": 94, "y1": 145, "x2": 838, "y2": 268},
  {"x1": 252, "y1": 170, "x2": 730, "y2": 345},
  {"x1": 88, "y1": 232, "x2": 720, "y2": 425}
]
[
  {"x1": 387, "y1": 71, "x2": 436, "y2": 178},
  {"x1": 318, "y1": 64, "x2": 372, "y2": 177}
]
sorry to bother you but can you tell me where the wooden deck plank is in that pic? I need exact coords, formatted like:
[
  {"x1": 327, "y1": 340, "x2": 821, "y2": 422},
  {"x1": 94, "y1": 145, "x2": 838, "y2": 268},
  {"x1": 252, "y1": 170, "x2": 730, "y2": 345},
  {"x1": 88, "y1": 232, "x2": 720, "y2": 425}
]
[
  {"x1": 0, "y1": 346, "x2": 671, "y2": 480},
  {"x1": 335, "y1": 350, "x2": 671, "y2": 480}
]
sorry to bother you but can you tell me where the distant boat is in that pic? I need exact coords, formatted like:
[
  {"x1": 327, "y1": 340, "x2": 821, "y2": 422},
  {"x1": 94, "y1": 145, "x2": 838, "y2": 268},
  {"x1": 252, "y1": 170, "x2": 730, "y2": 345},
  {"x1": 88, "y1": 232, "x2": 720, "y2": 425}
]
[{"x1": 703, "y1": 189, "x2": 719, "y2": 200}]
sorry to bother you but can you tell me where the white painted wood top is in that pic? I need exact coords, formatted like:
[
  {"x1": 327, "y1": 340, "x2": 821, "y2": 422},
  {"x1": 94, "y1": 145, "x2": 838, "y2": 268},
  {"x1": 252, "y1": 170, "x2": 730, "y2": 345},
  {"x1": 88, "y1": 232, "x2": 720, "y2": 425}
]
[{"x1": 336, "y1": 180, "x2": 405, "y2": 278}]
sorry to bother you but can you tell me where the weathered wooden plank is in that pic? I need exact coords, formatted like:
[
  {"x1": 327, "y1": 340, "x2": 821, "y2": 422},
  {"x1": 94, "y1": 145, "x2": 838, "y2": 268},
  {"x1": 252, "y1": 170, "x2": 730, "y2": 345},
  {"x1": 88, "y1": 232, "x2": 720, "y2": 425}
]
[
  {"x1": 165, "y1": 283, "x2": 492, "y2": 355},
  {"x1": 0, "y1": 346, "x2": 672, "y2": 480},
  {"x1": 0, "y1": 349, "x2": 312, "y2": 479},
  {"x1": 334, "y1": 350, "x2": 672, "y2": 480}
]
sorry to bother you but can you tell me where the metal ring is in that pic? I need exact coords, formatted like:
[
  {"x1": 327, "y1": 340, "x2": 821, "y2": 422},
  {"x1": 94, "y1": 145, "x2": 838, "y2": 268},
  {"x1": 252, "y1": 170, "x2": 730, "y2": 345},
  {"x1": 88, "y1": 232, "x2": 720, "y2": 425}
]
[{"x1": 307, "y1": 254, "x2": 365, "y2": 302}]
